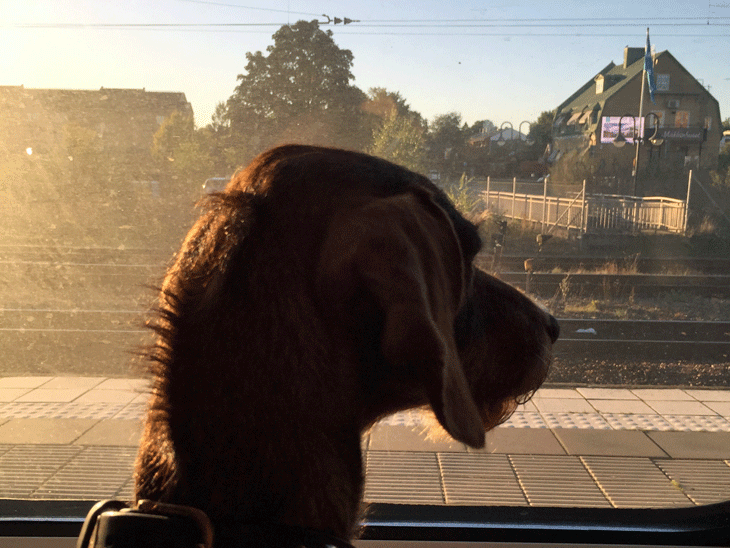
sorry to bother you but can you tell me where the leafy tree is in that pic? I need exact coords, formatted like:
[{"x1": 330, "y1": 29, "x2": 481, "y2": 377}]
[
  {"x1": 429, "y1": 113, "x2": 466, "y2": 149},
  {"x1": 152, "y1": 111, "x2": 215, "y2": 184},
  {"x1": 369, "y1": 109, "x2": 426, "y2": 173},
  {"x1": 152, "y1": 111, "x2": 195, "y2": 163},
  {"x1": 528, "y1": 110, "x2": 555, "y2": 156},
  {"x1": 362, "y1": 87, "x2": 421, "y2": 122},
  {"x1": 427, "y1": 112, "x2": 468, "y2": 176},
  {"x1": 711, "y1": 144, "x2": 730, "y2": 188},
  {"x1": 224, "y1": 20, "x2": 367, "y2": 156},
  {"x1": 362, "y1": 87, "x2": 426, "y2": 172}
]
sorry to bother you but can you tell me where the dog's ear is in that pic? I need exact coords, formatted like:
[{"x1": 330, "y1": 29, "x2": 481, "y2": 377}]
[{"x1": 319, "y1": 189, "x2": 485, "y2": 448}]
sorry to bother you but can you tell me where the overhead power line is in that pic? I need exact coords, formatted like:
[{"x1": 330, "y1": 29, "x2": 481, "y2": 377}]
[
  {"x1": 6, "y1": 15, "x2": 730, "y2": 32},
  {"x1": 352, "y1": 21, "x2": 730, "y2": 27},
  {"x1": 11, "y1": 22, "x2": 284, "y2": 29},
  {"x1": 177, "y1": 0, "x2": 322, "y2": 16},
  {"x1": 362, "y1": 16, "x2": 730, "y2": 23}
]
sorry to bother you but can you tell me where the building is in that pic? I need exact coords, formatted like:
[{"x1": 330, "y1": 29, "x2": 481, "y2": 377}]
[
  {"x1": 0, "y1": 85, "x2": 192, "y2": 181},
  {"x1": 468, "y1": 127, "x2": 529, "y2": 148},
  {"x1": 551, "y1": 47, "x2": 723, "y2": 197}
]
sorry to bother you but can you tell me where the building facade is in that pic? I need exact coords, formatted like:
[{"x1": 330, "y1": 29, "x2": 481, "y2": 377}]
[
  {"x1": 551, "y1": 47, "x2": 722, "y2": 197},
  {"x1": 0, "y1": 85, "x2": 192, "y2": 181}
]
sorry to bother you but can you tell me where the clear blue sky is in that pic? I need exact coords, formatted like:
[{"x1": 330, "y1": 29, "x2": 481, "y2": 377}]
[{"x1": 2, "y1": 0, "x2": 728, "y2": 129}]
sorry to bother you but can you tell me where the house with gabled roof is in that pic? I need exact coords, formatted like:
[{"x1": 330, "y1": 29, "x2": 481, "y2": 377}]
[
  {"x1": 0, "y1": 85, "x2": 192, "y2": 182},
  {"x1": 550, "y1": 46, "x2": 722, "y2": 197}
]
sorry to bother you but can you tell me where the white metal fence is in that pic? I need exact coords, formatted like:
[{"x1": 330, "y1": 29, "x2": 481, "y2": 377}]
[{"x1": 481, "y1": 181, "x2": 688, "y2": 235}]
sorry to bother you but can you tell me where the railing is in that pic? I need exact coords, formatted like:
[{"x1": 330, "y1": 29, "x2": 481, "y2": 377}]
[
  {"x1": 481, "y1": 183, "x2": 687, "y2": 234},
  {"x1": 587, "y1": 194, "x2": 686, "y2": 233}
]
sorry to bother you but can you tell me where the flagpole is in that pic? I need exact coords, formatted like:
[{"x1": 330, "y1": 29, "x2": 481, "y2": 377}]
[{"x1": 632, "y1": 27, "x2": 649, "y2": 196}]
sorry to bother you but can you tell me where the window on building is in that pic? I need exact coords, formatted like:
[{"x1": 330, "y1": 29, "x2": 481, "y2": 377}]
[{"x1": 656, "y1": 73, "x2": 670, "y2": 91}]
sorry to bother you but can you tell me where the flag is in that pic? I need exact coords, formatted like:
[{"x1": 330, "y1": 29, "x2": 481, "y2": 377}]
[{"x1": 644, "y1": 28, "x2": 657, "y2": 104}]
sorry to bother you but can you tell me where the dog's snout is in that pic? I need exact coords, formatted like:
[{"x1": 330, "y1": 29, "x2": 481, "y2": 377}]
[{"x1": 546, "y1": 314, "x2": 560, "y2": 343}]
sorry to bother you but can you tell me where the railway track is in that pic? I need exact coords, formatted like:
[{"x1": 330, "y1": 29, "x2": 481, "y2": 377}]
[
  {"x1": 0, "y1": 245, "x2": 727, "y2": 377},
  {"x1": 555, "y1": 318, "x2": 730, "y2": 361},
  {"x1": 3, "y1": 256, "x2": 730, "y2": 299},
  {"x1": 0, "y1": 244, "x2": 172, "y2": 266},
  {"x1": 0, "y1": 309, "x2": 726, "y2": 376},
  {"x1": 498, "y1": 272, "x2": 730, "y2": 299},
  {"x1": 476, "y1": 254, "x2": 730, "y2": 275}
]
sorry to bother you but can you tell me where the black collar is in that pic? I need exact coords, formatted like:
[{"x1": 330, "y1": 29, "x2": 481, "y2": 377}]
[{"x1": 77, "y1": 500, "x2": 357, "y2": 548}]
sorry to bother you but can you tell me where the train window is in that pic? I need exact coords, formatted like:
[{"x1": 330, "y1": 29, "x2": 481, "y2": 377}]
[{"x1": 1, "y1": 0, "x2": 729, "y2": 546}]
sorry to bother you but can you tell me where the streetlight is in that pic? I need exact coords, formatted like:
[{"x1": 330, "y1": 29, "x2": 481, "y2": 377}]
[
  {"x1": 496, "y1": 121, "x2": 513, "y2": 146},
  {"x1": 612, "y1": 114, "x2": 636, "y2": 149},
  {"x1": 645, "y1": 112, "x2": 664, "y2": 146},
  {"x1": 519, "y1": 121, "x2": 535, "y2": 146}
]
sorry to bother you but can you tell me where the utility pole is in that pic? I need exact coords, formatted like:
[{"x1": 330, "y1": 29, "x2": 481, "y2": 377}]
[{"x1": 632, "y1": 27, "x2": 649, "y2": 196}]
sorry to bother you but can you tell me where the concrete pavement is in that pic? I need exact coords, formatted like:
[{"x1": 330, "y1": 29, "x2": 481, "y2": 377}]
[{"x1": 1, "y1": 377, "x2": 730, "y2": 507}]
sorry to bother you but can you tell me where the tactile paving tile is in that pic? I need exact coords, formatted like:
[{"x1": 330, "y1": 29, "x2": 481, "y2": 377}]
[
  {"x1": 364, "y1": 451, "x2": 444, "y2": 504},
  {"x1": 602, "y1": 414, "x2": 674, "y2": 431},
  {"x1": 438, "y1": 453, "x2": 527, "y2": 505},
  {"x1": 499, "y1": 412, "x2": 548, "y2": 429},
  {"x1": 118, "y1": 476, "x2": 135, "y2": 502},
  {"x1": 112, "y1": 402, "x2": 146, "y2": 420},
  {"x1": 509, "y1": 454, "x2": 611, "y2": 507},
  {"x1": 0, "y1": 402, "x2": 125, "y2": 420},
  {"x1": 654, "y1": 459, "x2": 730, "y2": 506},
  {"x1": 661, "y1": 415, "x2": 730, "y2": 432},
  {"x1": 378, "y1": 411, "x2": 730, "y2": 432},
  {"x1": 540, "y1": 413, "x2": 612, "y2": 430},
  {"x1": 34, "y1": 446, "x2": 137, "y2": 500},
  {"x1": 0, "y1": 445, "x2": 83, "y2": 498},
  {"x1": 580, "y1": 456, "x2": 692, "y2": 508},
  {"x1": 377, "y1": 410, "x2": 425, "y2": 427}
]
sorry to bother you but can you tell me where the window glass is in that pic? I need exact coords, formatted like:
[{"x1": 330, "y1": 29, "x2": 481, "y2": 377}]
[{"x1": 1, "y1": 0, "x2": 729, "y2": 517}]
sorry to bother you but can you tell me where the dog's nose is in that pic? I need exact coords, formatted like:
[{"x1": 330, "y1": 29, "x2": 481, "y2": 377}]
[{"x1": 546, "y1": 314, "x2": 560, "y2": 343}]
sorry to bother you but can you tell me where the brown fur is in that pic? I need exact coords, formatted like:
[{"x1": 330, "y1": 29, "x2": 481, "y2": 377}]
[{"x1": 134, "y1": 145, "x2": 559, "y2": 546}]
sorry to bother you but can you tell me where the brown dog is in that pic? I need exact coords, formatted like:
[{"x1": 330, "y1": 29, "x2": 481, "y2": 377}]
[{"x1": 134, "y1": 145, "x2": 559, "y2": 547}]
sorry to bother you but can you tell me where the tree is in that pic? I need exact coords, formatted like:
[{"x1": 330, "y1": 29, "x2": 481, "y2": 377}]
[
  {"x1": 362, "y1": 87, "x2": 426, "y2": 172},
  {"x1": 151, "y1": 110, "x2": 195, "y2": 163},
  {"x1": 427, "y1": 112, "x2": 468, "y2": 176},
  {"x1": 362, "y1": 87, "x2": 421, "y2": 121},
  {"x1": 528, "y1": 110, "x2": 555, "y2": 157},
  {"x1": 152, "y1": 111, "x2": 215, "y2": 184},
  {"x1": 224, "y1": 20, "x2": 367, "y2": 156},
  {"x1": 711, "y1": 144, "x2": 730, "y2": 189},
  {"x1": 369, "y1": 109, "x2": 427, "y2": 173}
]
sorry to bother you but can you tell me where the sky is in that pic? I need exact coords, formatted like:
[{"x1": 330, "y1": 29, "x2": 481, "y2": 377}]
[{"x1": 2, "y1": 0, "x2": 729, "y2": 130}]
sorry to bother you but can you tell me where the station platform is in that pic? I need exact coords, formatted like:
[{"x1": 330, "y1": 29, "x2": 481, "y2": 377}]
[{"x1": 0, "y1": 377, "x2": 729, "y2": 508}]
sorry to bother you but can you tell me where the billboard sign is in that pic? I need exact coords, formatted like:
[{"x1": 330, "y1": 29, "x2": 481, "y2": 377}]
[{"x1": 600, "y1": 116, "x2": 645, "y2": 144}]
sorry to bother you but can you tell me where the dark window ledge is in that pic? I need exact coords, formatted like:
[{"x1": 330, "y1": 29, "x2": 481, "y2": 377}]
[{"x1": 1, "y1": 500, "x2": 729, "y2": 546}]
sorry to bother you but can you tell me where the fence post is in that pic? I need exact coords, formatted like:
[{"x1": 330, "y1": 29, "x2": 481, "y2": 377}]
[
  {"x1": 683, "y1": 169, "x2": 693, "y2": 234},
  {"x1": 486, "y1": 176, "x2": 491, "y2": 207},
  {"x1": 581, "y1": 180, "x2": 587, "y2": 235},
  {"x1": 542, "y1": 176, "x2": 548, "y2": 233},
  {"x1": 512, "y1": 177, "x2": 517, "y2": 219}
]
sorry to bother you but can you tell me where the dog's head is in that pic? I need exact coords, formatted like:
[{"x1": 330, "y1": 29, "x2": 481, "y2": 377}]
[
  {"x1": 232, "y1": 145, "x2": 560, "y2": 449},
  {"x1": 137, "y1": 145, "x2": 559, "y2": 537}
]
